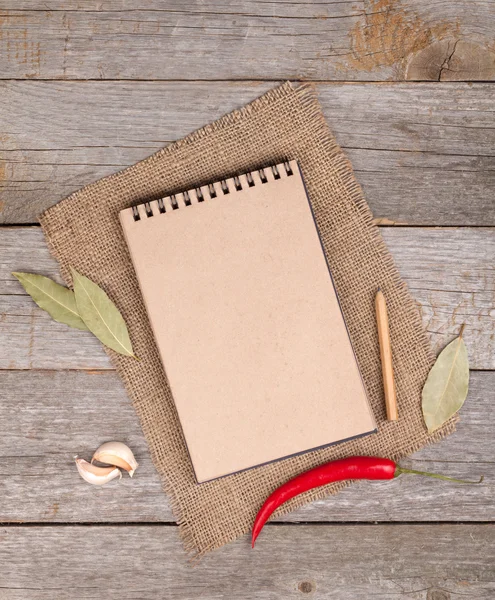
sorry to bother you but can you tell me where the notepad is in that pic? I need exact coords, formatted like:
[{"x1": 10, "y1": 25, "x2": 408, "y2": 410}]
[{"x1": 120, "y1": 160, "x2": 376, "y2": 483}]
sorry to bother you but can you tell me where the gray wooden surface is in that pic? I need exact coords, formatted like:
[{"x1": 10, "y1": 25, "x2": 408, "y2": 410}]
[
  {"x1": 1, "y1": 1, "x2": 494, "y2": 81},
  {"x1": 0, "y1": 0, "x2": 494, "y2": 598},
  {"x1": 2, "y1": 82, "x2": 494, "y2": 225},
  {"x1": 1, "y1": 525, "x2": 494, "y2": 599}
]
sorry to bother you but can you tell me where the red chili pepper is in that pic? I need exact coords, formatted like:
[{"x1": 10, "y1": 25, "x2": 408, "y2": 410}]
[{"x1": 252, "y1": 456, "x2": 483, "y2": 547}]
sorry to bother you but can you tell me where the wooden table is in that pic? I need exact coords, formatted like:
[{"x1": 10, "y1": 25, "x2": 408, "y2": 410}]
[{"x1": 1, "y1": 1, "x2": 494, "y2": 598}]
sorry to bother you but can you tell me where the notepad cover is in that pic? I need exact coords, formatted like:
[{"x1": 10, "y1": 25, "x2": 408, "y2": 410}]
[{"x1": 120, "y1": 160, "x2": 376, "y2": 482}]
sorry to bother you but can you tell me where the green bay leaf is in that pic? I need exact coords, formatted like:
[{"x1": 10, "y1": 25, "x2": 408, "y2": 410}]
[
  {"x1": 71, "y1": 267, "x2": 136, "y2": 358},
  {"x1": 422, "y1": 326, "x2": 469, "y2": 433},
  {"x1": 12, "y1": 272, "x2": 88, "y2": 331}
]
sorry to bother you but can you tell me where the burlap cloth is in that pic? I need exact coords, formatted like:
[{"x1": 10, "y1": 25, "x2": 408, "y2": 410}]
[{"x1": 40, "y1": 82, "x2": 456, "y2": 558}]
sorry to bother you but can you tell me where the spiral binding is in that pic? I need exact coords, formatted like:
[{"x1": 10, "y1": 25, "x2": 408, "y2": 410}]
[{"x1": 130, "y1": 161, "x2": 294, "y2": 222}]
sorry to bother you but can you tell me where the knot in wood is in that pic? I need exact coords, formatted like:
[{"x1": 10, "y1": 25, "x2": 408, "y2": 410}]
[
  {"x1": 298, "y1": 580, "x2": 315, "y2": 594},
  {"x1": 427, "y1": 590, "x2": 451, "y2": 600}
]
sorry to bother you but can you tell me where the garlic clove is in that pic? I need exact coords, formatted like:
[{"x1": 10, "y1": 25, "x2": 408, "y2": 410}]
[
  {"x1": 75, "y1": 457, "x2": 122, "y2": 486},
  {"x1": 91, "y1": 441, "x2": 139, "y2": 477}
]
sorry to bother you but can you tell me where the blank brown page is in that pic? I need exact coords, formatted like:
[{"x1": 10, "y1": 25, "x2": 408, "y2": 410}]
[{"x1": 120, "y1": 160, "x2": 376, "y2": 483}]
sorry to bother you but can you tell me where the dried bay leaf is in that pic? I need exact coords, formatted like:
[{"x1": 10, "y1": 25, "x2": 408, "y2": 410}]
[
  {"x1": 422, "y1": 325, "x2": 469, "y2": 433},
  {"x1": 71, "y1": 267, "x2": 136, "y2": 358},
  {"x1": 12, "y1": 272, "x2": 88, "y2": 330}
]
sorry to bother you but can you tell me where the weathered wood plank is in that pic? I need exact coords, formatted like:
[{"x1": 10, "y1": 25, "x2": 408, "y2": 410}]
[
  {"x1": 0, "y1": 524, "x2": 493, "y2": 599},
  {"x1": 1, "y1": 226, "x2": 493, "y2": 369},
  {"x1": 0, "y1": 295, "x2": 111, "y2": 370},
  {"x1": 390, "y1": 227, "x2": 495, "y2": 370},
  {"x1": 0, "y1": 1, "x2": 494, "y2": 82},
  {"x1": 1, "y1": 81, "x2": 494, "y2": 225},
  {"x1": 0, "y1": 352, "x2": 492, "y2": 524}
]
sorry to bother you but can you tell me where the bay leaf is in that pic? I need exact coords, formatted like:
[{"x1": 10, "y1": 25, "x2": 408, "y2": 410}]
[
  {"x1": 71, "y1": 267, "x2": 136, "y2": 358},
  {"x1": 12, "y1": 272, "x2": 88, "y2": 331},
  {"x1": 422, "y1": 325, "x2": 469, "y2": 433}
]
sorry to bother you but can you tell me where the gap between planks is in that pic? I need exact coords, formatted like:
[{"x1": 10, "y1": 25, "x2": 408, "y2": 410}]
[
  {"x1": 1, "y1": 79, "x2": 495, "y2": 83},
  {"x1": 0, "y1": 521, "x2": 493, "y2": 527}
]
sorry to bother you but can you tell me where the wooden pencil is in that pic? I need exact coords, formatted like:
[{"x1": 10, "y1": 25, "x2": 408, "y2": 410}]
[{"x1": 375, "y1": 288, "x2": 398, "y2": 421}]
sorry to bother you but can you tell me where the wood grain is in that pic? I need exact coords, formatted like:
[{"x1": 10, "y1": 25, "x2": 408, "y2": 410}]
[
  {"x1": 2, "y1": 226, "x2": 493, "y2": 369},
  {"x1": 1, "y1": 81, "x2": 494, "y2": 225},
  {"x1": 0, "y1": 369, "x2": 492, "y2": 524},
  {"x1": 407, "y1": 39, "x2": 495, "y2": 81},
  {"x1": 0, "y1": 1, "x2": 494, "y2": 82},
  {"x1": 1, "y1": 524, "x2": 494, "y2": 598}
]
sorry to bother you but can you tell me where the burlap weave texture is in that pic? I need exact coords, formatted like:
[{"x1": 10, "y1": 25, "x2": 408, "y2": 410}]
[{"x1": 40, "y1": 82, "x2": 456, "y2": 558}]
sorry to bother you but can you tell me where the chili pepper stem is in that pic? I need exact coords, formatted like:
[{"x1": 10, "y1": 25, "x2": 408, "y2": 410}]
[{"x1": 395, "y1": 466, "x2": 483, "y2": 484}]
